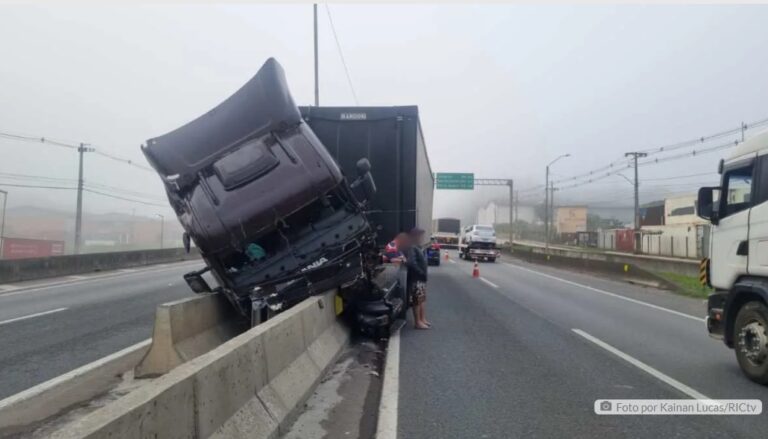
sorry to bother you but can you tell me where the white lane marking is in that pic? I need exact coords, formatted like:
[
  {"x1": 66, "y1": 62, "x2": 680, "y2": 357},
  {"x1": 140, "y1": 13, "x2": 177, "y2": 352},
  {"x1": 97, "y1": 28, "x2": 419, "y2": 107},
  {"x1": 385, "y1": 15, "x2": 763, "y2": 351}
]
[
  {"x1": 0, "y1": 307, "x2": 68, "y2": 326},
  {"x1": 0, "y1": 285, "x2": 20, "y2": 292},
  {"x1": 118, "y1": 269, "x2": 137, "y2": 273},
  {"x1": 572, "y1": 329, "x2": 710, "y2": 400},
  {"x1": 376, "y1": 329, "x2": 400, "y2": 439},
  {"x1": 67, "y1": 275, "x2": 88, "y2": 280},
  {"x1": 479, "y1": 277, "x2": 499, "y2": 288},
  {"x1": 448, "y1": 259, "x2": 456, "y2": 264},
  {"x1": 504, "y1": 263, "x2": 704, "y2": 322}
]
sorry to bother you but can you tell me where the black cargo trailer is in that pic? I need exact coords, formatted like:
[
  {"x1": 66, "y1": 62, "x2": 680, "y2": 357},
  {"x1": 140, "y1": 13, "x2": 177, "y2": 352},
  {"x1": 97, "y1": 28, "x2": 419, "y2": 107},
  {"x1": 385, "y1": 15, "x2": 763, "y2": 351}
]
[
  {"x1": 435, "y1": 218, "x2": 461, "y2": 235},
  {"x1": 300, "y1": 106, "x2": 434, "y2": 247}
]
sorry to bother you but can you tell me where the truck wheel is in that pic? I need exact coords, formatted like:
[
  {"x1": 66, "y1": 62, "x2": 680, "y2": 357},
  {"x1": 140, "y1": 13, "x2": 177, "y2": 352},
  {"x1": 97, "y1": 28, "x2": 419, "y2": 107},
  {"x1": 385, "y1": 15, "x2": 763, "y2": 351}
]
[{"x1": 734, "y1": 301, "x2": 768, "y2": 384}]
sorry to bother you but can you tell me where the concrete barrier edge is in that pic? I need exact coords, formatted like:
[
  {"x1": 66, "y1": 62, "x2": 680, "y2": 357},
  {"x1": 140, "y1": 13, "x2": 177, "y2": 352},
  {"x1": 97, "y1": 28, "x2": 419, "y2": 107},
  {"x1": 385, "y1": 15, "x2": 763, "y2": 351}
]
[
  {"x1": 49, "y1": 291, "x2": 348, "y2": 439},
  {"x1": 0, "y1": 339, "x2": 151, "y2": 437}
]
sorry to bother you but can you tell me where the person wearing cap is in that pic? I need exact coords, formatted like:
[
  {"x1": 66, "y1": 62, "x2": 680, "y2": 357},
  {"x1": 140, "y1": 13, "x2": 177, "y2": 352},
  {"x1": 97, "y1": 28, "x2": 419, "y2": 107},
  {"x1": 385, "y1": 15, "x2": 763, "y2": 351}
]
[{"x1": 404, "y1": 227, "x2": 430, "y2": 329}]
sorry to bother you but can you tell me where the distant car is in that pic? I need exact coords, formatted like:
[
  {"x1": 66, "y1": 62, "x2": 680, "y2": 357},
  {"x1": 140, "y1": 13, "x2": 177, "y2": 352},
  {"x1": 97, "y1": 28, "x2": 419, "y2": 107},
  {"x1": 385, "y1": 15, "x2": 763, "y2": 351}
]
[{"x1": 425, "y1": 241, "x2": 441, "y2": 266}]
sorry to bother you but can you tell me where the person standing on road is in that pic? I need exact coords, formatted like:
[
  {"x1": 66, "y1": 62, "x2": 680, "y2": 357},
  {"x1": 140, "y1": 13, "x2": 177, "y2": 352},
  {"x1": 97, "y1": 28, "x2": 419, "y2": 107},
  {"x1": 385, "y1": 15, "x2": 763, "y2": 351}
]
[{"x1": 404, "y1": 227, "x2": 430, "y2": 329}]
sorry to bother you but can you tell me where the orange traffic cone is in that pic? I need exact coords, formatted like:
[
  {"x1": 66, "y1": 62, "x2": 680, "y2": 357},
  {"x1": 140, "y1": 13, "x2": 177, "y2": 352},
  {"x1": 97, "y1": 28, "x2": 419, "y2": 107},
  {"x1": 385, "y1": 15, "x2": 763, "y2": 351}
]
[
  {"x1": 444, "y1": 251, "x2": 449, "y2": 261},
  {"x1": 472, "y1": 260, "x2": 480, "y2": 278}
]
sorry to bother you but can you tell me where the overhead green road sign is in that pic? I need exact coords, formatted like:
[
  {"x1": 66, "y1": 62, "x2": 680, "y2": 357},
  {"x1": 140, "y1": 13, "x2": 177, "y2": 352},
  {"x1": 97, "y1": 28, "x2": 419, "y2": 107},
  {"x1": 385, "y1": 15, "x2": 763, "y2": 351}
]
[{"x1": 436, "y1": 172, "x2": 474, "y2": 190}]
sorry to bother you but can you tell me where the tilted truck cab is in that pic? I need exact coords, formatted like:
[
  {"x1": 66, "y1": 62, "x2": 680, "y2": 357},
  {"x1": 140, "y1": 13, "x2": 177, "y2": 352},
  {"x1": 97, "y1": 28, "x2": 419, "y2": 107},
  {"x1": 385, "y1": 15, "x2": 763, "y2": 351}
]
[
  {"x1": 698, "y1": 129, "x2": 768, "y2": 383},
  {"x1": 142, "y1": 58, "x2": 407, "y2": 335}
]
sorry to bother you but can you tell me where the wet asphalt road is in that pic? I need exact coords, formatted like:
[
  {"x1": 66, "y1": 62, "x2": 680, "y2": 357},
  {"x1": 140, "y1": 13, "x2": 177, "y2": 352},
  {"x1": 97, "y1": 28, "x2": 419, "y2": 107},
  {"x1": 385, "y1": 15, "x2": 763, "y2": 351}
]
[
  {"x1": 398, "y1": 251, "x2": 768, "y2": 439},
  {"x1": 0, "y1": 261, "x2": 203, "y2": 399}
]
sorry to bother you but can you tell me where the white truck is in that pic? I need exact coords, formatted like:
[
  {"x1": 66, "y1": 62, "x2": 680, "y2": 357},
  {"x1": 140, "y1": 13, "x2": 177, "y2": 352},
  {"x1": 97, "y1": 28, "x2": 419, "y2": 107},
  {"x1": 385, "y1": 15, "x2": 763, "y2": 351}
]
[
  {"x1": 698, "y1": 129, "x2": 768, "y2": 383},
  {"x1": 458, "y1": 224, "x2": 500, "y2": 262}
]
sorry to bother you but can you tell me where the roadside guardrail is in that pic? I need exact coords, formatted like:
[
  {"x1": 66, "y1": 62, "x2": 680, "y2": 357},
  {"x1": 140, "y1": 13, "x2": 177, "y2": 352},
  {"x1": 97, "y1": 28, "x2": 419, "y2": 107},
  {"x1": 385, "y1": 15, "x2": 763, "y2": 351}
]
[{"x1": 0, "y1": 247, "x2": 201, "y2": 284}]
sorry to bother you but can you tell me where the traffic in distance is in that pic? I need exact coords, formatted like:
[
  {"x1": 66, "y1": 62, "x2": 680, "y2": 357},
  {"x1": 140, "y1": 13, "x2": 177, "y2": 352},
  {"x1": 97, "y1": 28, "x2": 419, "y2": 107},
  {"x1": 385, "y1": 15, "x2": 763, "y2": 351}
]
[{"x1": 1, "y1": 4, "x2": 768, "y2": 439}]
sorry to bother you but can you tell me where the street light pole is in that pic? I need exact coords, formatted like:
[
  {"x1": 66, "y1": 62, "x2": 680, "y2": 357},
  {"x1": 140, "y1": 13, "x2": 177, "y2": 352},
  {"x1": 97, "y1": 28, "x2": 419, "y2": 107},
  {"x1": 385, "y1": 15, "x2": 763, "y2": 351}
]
[
  {"x1": 313, "y1": 4, "x2": 319, "y2": 106},
  {"x1": 545, "y1": 154, "x2": 570, "y2": 251},
  {"x1": 156, "y1": 214, "x2": 165, "y2": 250},
  {"x1": 0, "y1": 189, "x2": 7, "y2": 259}
]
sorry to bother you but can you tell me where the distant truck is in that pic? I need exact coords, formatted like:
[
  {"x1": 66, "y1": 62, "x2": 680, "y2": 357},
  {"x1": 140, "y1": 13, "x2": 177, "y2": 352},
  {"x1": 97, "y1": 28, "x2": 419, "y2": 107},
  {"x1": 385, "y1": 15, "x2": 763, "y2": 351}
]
[
  {"x1": 432, "y1": 217, "x2": 461, "y2": 249},
  {"x1": 697, "y1": 129, "x2": 768, "y2": 383},
  {"x1": 458, "y1": 224, "x2": 499, "y2": 262}
]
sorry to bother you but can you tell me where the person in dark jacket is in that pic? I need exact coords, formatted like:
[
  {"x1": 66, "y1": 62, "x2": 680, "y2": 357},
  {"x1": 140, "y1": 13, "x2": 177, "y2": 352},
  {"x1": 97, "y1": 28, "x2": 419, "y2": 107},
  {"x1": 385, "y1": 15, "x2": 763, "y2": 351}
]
[{"x1": 404, "y1": 227, "x2": 430, "y2": 329}]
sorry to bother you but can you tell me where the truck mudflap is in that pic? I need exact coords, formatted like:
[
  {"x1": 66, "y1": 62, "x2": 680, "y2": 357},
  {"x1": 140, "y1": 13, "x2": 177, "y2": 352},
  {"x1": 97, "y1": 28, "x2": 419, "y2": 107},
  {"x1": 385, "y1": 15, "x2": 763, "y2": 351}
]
[{"x1": 707, "y1": 291, "x2": 727, "y2": 340}]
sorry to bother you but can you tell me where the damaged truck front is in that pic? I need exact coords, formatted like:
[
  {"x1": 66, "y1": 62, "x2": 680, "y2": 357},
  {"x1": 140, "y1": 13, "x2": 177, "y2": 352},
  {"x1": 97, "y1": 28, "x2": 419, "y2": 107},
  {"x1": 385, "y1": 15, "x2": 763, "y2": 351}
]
[{"x1": 142, "y1": 58, "x2": 407, "y2": 335}]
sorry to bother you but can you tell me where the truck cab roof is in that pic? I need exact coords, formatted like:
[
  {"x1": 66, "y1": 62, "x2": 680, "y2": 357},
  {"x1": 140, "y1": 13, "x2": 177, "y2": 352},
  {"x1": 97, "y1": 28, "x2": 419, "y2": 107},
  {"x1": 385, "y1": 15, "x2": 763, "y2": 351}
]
[{"x1": 727, "y1": 129, "x2": 768, "y2": 162}]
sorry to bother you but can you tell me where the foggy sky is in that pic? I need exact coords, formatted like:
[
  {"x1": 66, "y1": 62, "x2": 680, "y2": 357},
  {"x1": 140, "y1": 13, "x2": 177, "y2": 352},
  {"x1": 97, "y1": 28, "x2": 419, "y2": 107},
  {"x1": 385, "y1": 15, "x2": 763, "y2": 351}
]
[{"x1": 1, "y1": 4, "x2": 767, "y2": 223}]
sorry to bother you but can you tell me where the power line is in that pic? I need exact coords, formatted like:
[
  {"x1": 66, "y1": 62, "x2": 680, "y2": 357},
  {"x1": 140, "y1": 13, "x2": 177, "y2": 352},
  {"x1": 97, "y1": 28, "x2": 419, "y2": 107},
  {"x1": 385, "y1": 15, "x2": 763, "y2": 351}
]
[
  {"x1": 83, "y1": 188, "x2": 169, "y2": 207},
  {"x1": 324, "y1": 4, "x2": 360, "y2": 105},
  {"x1": 0, "y1": 182, "x2": 77, "y2": 190},
  {"x1": 551, "y1": 116, "x2": 768, "y2": 186},
  {"x1": 0, "y1": 172, "x2": 76, "y2": 183},
  {"x1": 92, "y1": 149, "x2": 154, "y2": 172},
  {"x1": 0, "y1": 130, "x2": 153, "y2": 173},
  {"x1": 84, "y1": 182, "x2": 166, "y2": 202},
  {"x1": 0, "y1": 132, "x2": 78, "y2": 149}
]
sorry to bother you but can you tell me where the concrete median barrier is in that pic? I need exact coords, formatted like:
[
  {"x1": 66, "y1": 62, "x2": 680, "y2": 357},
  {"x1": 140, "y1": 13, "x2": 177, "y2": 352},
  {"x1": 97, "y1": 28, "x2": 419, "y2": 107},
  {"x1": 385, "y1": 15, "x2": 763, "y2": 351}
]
[
  {"x1": 0, "y1": 247, "x2": 201, "y2": 284},
  {"x1": 0, "y1": 339, "x2": 150, "y2": 437},
  {"x1": 134, "y1": 293, "x2": 248, "y2": 378},
  {"x1": 48, "y1": 290, "x2": 348, "y2": 438}
]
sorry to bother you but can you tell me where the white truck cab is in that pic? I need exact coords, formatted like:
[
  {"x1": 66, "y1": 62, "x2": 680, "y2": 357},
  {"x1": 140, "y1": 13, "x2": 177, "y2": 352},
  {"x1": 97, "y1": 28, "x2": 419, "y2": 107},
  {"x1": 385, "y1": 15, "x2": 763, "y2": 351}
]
[{"x1": 698, "y1": 129, "x2": 768, "y2": 383}]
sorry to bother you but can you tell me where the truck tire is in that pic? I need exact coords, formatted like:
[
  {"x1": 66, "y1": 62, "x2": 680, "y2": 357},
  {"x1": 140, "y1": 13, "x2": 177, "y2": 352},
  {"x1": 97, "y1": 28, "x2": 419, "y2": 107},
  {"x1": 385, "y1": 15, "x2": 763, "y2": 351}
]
[{"x1": 734, "y1": 301, "x2": 768, "y2": 384}]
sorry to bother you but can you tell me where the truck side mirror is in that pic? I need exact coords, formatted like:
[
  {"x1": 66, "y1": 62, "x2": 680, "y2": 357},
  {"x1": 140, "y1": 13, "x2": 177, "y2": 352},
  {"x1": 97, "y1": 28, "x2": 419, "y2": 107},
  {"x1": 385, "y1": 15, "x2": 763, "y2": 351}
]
[
  {"x1": 351, "y1": 158, "x2": 377, "y2": 202},
  {"x1": 184, "y1": 268, "x2": 212, "y2": 293},
  {"x1": 359, "y1": 173, "x2": 377, "y2": 201},
  {"x1": 183, "y1": 232, "x2": 191, "y2": 253},
  {"x1": 697, "y1": 187, "x2": 720, "y2": 225},
  {"x1": 356, "y1": 158, "x2": 371, "y2": 177}
]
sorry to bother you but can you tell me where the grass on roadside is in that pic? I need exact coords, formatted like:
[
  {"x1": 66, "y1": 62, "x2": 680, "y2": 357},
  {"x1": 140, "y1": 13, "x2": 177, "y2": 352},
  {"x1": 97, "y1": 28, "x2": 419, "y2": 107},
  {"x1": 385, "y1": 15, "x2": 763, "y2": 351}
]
[{"x1": 656, "y1": 272, "x2": 712, "y2": 299}]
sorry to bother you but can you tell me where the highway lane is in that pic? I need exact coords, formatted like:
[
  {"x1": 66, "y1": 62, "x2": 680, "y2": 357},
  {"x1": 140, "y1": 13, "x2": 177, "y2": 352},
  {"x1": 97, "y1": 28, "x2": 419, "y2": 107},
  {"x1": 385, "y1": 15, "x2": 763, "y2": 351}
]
[
  {"x1": 397, "y1": 252, "x2": 768, "y2": 438},
  {"x1": 0, "y1": 260, "x2": 205, "y2": 399}
]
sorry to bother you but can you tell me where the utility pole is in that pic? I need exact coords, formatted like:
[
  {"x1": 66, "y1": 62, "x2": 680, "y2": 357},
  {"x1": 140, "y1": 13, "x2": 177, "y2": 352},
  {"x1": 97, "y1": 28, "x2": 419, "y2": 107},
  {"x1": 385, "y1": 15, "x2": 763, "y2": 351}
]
[
  {"x1": 74, "y1": 143, "x2": 93, "y2": 254},
  {"x1": 544, "y1": 167, "x2": 549, "y2": 247},
  {"x1": 313, "y1": 4, "x2": 319, "y2": 106},
  {"x1": 0, "y1": 189, "x2": 7, "y2": 259},
  {"x1": 550, "y1": 181, "x2": 556, "y2": 241},
  {"x1": 625, "y1": 151, "x2": 648, "y2": 253},
  {"x1": 508, "y1": 179, "x2": 514, "y2": 246},
  {"x1": 545, "y1": 153, "x2": 570, "y2": 251}
]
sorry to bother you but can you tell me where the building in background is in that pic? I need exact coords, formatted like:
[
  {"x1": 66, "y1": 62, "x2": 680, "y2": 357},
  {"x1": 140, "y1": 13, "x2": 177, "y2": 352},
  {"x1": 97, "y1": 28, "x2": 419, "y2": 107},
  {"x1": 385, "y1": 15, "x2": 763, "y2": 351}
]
[
  {"x1": 640, "y1": 200, "x2": 665, "y2": 226},
  {"x1": 555, "y1": 206, "x2": 587, "y2": 234},
  {"x1": 475, "y1": 201, "x2": 536, "y2": 225},
  {"x1": 664, "y1": 194, "x2": 706, "y2": 226},
  {"x1": 0, "y1": 206, "x2": 184, "y2": 257}
]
